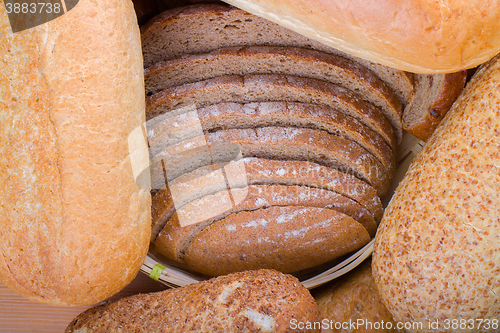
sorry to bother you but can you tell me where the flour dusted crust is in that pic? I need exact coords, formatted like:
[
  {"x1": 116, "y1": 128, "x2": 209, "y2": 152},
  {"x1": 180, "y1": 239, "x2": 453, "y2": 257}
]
[
  {"x1": 66, "y1": 270, "x2": 320, "y2": 333},
  {"x1": 0, "y1": 1, "x2": 150, "y2": 305},
  {"x1": 219, "y1": 0, "x2": 500, "y2": 73},
  {"x1": 185, "y1": 206, "x2": 370, "y2": 276},
  {"x1": 372, "y1": 54, "x2": 500, "y2": 330}
]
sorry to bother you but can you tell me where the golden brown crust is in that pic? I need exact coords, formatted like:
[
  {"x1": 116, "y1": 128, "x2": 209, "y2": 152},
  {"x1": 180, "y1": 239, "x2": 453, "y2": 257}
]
[
  {"x1": 66, "y1": 269, "x2": 321, "y2": 332},
  {"x1": 185, "y1": 206, "x2": 370, "y2": 276},
  {"x1": 373, "y1": 54, "x2": 500, "y2": 329},
  {"x1": 314, "y1": 258, "x2": 396, "y2": 333},
  {"x1": 220, "y1": 0, "x2": 500, "y2": 73},
  {"x1": 0, "y1": 1, "x2": 151, "y2": 306},
  {"x1": 403, "y1": 71, "x2": 468, "y2": 141}
]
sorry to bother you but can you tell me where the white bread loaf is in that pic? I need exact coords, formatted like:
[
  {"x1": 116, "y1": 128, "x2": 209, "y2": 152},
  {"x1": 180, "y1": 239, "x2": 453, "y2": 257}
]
[
  {"x1": 372, "y1": 54, "x2": 500, "y2": 330},
  {"x1": 0, "y1": 0, "x2": 151, "y2": 305},
  {"x1": 220, "y1": 0, "x2": 500, "y2": 73}
]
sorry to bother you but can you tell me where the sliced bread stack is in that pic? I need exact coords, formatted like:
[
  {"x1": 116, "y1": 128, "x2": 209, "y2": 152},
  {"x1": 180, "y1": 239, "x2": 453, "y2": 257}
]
[{"x1": 141, "y1": 3, "x2": 405, "y2": 277}]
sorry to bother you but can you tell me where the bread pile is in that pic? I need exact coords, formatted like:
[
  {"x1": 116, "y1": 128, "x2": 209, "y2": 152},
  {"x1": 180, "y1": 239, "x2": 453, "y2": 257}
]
[{"x1": 140, "y1": 3, "x2": 413, "y2": 277}]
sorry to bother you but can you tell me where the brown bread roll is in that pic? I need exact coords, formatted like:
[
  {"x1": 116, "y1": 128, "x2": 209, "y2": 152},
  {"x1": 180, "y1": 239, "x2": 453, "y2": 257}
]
[
  {"x1": 0, "y1": 0, "x2": 151, "y2": 306},
  {"x1": 66, "y1": 269, "x2": 321, "y2": 332}
]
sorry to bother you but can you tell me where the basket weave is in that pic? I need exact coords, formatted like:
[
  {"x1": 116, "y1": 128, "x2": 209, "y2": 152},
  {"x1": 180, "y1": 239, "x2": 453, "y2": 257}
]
[{"x1": 140, "y1": 132, "x2": 425, "y2": 289}]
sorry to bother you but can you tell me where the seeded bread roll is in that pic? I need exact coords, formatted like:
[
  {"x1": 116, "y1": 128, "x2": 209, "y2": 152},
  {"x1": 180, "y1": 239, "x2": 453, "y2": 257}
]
[
  {"x1": 373, "y1": 54, "x2": 500, "y2": 331},
  {"x1": 66, "y1": 269, "x2": 321, "y2": 333},
  {"x1": 0, "y1": 0, "x2": 151, "y2": 306},
  {"x1": 219, "y1": 0, "x2": 500, "y2": 73}
]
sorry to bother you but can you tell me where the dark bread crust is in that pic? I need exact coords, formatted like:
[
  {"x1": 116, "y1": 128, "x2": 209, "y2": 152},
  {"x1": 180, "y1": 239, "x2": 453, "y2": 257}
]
[{"x1": 403, "y1": 71, "x2": 467, "y2": 141}]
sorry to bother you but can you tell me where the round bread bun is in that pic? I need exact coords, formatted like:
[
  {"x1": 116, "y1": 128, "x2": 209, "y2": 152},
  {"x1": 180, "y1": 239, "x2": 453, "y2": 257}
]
[{"x1": 220, "y1": 0, "x2": 500, "y2": 73}]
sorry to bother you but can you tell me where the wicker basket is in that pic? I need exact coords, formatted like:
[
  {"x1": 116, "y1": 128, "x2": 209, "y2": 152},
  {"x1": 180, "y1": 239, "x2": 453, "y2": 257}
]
[{"x1": 140, "y1": 132, "x2": 425, "y2": 289}]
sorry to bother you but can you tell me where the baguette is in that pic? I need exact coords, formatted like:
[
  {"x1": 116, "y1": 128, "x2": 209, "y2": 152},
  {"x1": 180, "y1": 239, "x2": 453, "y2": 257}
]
[
  {"x1": 0, "y1": 0, "x2": 151, "y2": 305},
  {"x1": 219, "y1": 0, "x2": 500, "y2": 73},
  {"x1": 66, "y1": 269, "x2": 321, "y2": 332},
  {"x1": 372, "y1": 54, "x2": 500, "y2": 330}
]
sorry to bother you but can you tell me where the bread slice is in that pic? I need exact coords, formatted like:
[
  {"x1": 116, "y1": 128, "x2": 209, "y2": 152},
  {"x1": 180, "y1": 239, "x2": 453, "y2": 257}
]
[
  {"x1": 151, "y1": 157, "x2": 383, "y2": 241},
  {"x1": 141, "y1": 3, "x2": 414, "y2": 106},
  {"x1": 147, "y1": 101, "x2": 395, "y2": 173},
  {"x1": 150, "y1": 126, "x2": 392, "y2": 197},
  {"x1": 144, "y1": 45, "x2": 403, "y2": 132},
  {"x1": 182, "y1": 206, "x2": 371, "y2": 276},
  {"x1": 403, "y1": 71, "x2": 467, "y2": 141},
  {"x1": 66, "y1": 269, "x2": 320, "y2": 332},
  {"x1": 146, "y1": 74, "x2": 397, "y2": 148}
]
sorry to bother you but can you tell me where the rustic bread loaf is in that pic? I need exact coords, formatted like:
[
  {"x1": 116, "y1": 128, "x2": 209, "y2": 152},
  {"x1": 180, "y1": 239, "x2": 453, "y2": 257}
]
[
  {"x1": 403, "y1": 71, "x2": 468, "y2": 141},
  {"x1": 66, "y1": 269, "x2": 320, "y2": 333},
  {"x1": 150, "y1": 126, "x2": 392, "y2": 196},
  {"x1": 372, "y1": 54, "x2": 500, "y2": 330},
  {"x1": 147, "y1": 102, "x2": 395, "y2": 173},
  {"x1": 182, "y1": 206, "x2": 370, "y2": 276},
  {"x1": 219, "y1": 0, "x2": 500, "y2": 73},
  {"x1": 146, "y1": 74, "x2": 397, "y2": 148},
  {"x1": 314, "y1": 258, "x2": 396, "y2": 333},
  {"x1": 151, "y1": 157, "x2": 383, "y2": 242},
  {"x1": 0, "y1": 0, "x2": 150, "y2": 306},
  {"x1": 141, "y1": 3, "x2": 414, "y2": 105},
  {"x1": 144, "y1": 46, "x2": 403, "y2": 128}
]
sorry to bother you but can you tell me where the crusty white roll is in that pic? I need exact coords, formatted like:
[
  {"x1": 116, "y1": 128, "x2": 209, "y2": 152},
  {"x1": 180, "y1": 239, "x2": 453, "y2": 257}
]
[
  {"x1": 220, "y1": 0, "x2": 500, "y2": 73},
  {"x1": 0, "y1": 0, "x2": 151, "y2": 306},
  {"x1": 372, "y1": 54, "x2": 500, "y2": 331}
]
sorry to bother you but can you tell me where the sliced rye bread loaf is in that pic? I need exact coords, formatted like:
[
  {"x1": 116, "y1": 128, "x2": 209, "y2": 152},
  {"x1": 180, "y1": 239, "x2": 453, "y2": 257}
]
[
  {"x1": 155, "y1": 204, "x2": 371, "y2": 275},
  {"x1": 181, "y1": 206, "x2": 371, "y2": 276},
  {"x1": 146, "y1": 74, "x2": 398, "y2": 147},
  {"x1": 140, "y1": 3, "x2": 414, "y2": 106},
  {"x1": 403, "y1": 71, "x2": 467, "y2": 141},
  {"x1": 147, "y1": 102, "x2": 395, "y2": 173},
  {"x1": 144, "y1": 46, "x2": 402, "y2": 129},
  {"x1": 150, "y1": 126, "x2": 392, "y2": 197},
  {"x1": 154, "y1": 184, "x2": 377, "y2": 257},
  {"x1": 150, "y1": 157, "x2": 383, "y2": 241}
]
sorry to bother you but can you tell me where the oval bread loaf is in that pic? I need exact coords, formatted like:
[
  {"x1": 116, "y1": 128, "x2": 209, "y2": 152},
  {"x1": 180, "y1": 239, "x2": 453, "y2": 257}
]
[
  {"x1": 219, "y1": 0, "x2": 500, "y2": 73},
  {"x1": 0, "y1": 0, "x2": 151, "y2": 305},
  {"x1": 372, "y1": 54, "x2": 500, "y2": 330},
  {"x1": 66, "y1": 269, "x2": 321, "y2": 333}
]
